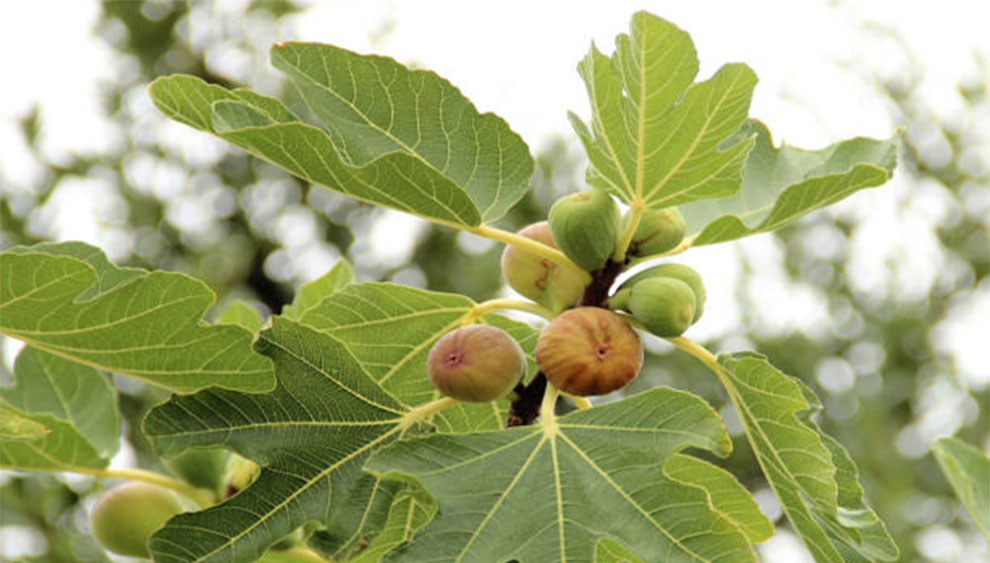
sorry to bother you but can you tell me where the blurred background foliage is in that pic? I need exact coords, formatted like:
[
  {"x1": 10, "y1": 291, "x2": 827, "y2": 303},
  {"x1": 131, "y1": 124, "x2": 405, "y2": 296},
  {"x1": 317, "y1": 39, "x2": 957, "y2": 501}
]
[{"x1": 0, "y1": 1, "x2": 986, "y2": 561}]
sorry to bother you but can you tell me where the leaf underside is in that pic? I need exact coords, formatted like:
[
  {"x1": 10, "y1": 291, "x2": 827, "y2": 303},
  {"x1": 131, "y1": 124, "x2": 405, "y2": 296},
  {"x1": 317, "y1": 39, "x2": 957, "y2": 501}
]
[{"x1": 932, "y1": 437, "x2": 990, "y2": 540}]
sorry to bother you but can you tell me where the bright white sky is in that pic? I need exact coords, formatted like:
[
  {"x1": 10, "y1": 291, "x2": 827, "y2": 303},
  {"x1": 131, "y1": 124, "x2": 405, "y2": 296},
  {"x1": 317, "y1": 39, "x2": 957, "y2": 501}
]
[{"x1": 1, "y1": 2, "x2": 989, "y2": 560}]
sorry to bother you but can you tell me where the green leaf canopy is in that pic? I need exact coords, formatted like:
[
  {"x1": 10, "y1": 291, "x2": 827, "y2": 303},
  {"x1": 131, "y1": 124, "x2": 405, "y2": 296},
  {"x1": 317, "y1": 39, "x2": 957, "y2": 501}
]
[
  {"x1": 367, "y1": 387, "x2": 761, "y2": 562},
  {"x1": 680, "y1": 120, "x2": 897, "y2": 245},
  {"x1": 932, "y1": 437, "x2": 990, "y2": 540},
  {"x1": 569, "y1": 11, "x2": 756, "y2": 210},
  {"x1": 0, "y1": 243, "x2": 274, "y2": 393}
]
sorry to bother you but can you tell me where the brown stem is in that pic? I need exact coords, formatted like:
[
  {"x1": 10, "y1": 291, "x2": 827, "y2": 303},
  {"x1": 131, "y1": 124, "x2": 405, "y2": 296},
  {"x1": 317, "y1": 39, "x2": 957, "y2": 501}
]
[
  {"x1": 578, "y1": 258, "x2": 627, "y2": 307},
  {"x1": 506, "y1": 372, "x2": 548, "y2": 427}
]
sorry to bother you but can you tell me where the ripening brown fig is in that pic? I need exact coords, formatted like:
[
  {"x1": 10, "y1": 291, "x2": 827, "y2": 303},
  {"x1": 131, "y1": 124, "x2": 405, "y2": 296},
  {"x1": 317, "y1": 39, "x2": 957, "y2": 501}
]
[
  {"x1": 548, "y1": 189, "x2": 621, "y2": 271},
  {"x1": 500, "y1": 221, "x2": 587, "y2": 312},
  {"x1": 427, "y1": 324, "x2": 527, "y2": 402},
  {"x1": 629, "y1": 207, "x2": 686, "y2": 257},
  {"x1": 90, "y1": 482, "x2": 188, "y2": 558},
  {"x1": 536, "y1": 307, "x2": 643, "y2": 396}
]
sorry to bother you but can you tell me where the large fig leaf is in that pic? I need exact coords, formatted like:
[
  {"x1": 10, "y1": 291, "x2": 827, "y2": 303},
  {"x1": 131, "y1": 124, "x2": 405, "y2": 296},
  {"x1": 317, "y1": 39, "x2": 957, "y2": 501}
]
[
  {"x1": 932, "y1": 437, "x2": 990, "y2": 540},
  {"x1": 716, "y1": 352, "x2": 898, "y2": 562},
  {"x1": 271, "y1": 42, "x2": 533, "y2": 223},
  {"x1": 0, "y1": 243, "x2": 274, "y2": 393},
  {"x1": 680, "y1": 120, "x2": 897, "y2": 245},
  {"x1": 280, "y1": 257, "x2": 354, "y2": 321},
  {"x1": 0, "y1": 347, "x2": 118, "y2": 470},
  {"x1": 569, "y1": 11, "x2": 756, "y2": 209},
  {"x1": 366, "y1": 387, "x2": 758, "y2": 562},
  {"x1": 149, "y1": 40, "x2": 534, "y2": 229}
]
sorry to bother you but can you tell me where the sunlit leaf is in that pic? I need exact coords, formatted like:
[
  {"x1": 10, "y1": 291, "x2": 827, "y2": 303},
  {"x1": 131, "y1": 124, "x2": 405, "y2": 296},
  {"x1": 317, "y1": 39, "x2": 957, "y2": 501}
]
[
  {"x1": 0, "y1": 243, "x2": 274, "y2": 393},
  {"x1": 570, "y1": 12, "x2": 756, "y2": 209},
  {"x1": 217, "y1": 300, "x2": 264, "y2": 332},
  {"x1": 0, "y1": 408, "x2": 49, "y2": 441},
  {"x1": 716, "y1": 352, "x2": 897, "y2": 562},
  {"x1": 681, "y1": 120, "x2": 897, "y2": 245},
  {"x1": 0, "y1": 347, "x2": 118, "y2": 470},
  {"x1": 595, "y1": 538, "x2": 644, "y2": 563},
  {"x1": 933, "y1": 437, "x2": 990, "y2": 540},
  {"x1": 367, "y1": 387, "x2": 758, "y2": 562},
  {"x1": 281, "y1": 257, "x2": 354, "y2": 321}
]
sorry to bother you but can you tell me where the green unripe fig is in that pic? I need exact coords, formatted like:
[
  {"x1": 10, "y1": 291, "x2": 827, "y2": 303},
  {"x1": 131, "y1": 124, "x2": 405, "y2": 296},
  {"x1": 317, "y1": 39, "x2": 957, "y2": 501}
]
[
  {"x1": 165, "y1": 448, "x2": 230, "y2": 497},
  {"x1": 548, "y1": 189, "x2": 621, "y2": 272},
  {"x1": 626, "y1": 277, "x2": 696, "y2": 337},
  {"x1": 613, "y1": 263, "x2": 705, "y2": 322},
  {"x1": 536, "y1": 307, "x2": 643, "y2": 396},
  {"x1": 500, "y1": 221, "x2": 587, "y2": 312},
  {"x1": 427, "y1": 325, "x2": 527, "y2": 402},
  {"x1": 629, "y1": 207, "x2": 686, "y2": 256},
  {"x1": 226, "y1": 454, "x2": 259, "y2": 495},
  {"x1": 90, "y1": 481, "x2": 188, "y2": 558}
]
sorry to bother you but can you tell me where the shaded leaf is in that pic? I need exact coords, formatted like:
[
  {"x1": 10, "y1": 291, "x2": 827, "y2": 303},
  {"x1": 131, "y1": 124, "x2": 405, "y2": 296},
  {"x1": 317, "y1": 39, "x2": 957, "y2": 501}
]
[
  {"x1": 367, "y1": 387, "x2": 757, "y2": 562},
  {"x1": 716, "y1": 352, "x2": 897, "y2": 562},
  {"x1": 281, "y1": 257, "x2": 355, "y2": 321},
  {"x1": 272, "y1": 42, "x2": 534, "y2": 223},
  {"x1": 0, "y1": 243, "x2": 274, "y2": 393},
  {"x1": 346, "y1": 488, "x2": 437, "y2": 563},
  {"x1": 681, "y1": 120, "x2": 897, "y2": 245},
  {"x1": 932, "y1": 437, "x2": 990, "y2": 540},
  {"x1": 0, "y1": 347, "x2": 118, "y2": 470},
  {"x1": 570, "y1": 12, "x2": 756, "y2": 209},
  {"x1": 595, "y1": 538, "x2": 645, "y2": 563}
]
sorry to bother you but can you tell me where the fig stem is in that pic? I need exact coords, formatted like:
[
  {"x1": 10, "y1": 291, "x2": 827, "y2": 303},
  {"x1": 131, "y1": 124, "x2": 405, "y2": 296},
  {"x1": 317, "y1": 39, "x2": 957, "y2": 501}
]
[
  {"x1": 506, "y1": 373, "x2": 547, "y2": 427},
  {"x1": 399, "y1": 396, "x2": 461, "y2": 430},
  {"x1": 626, "y1": 237, "x2": 692, "y2": 266},
  {"x1": 72, "y1": 467, "x2": 215, "y2": 508},
  {"x1": 540, "y1": 382, "x2": 561, "y2": 435},
  {"x1": 468, "y1": 299, "x2": 555, "y2": 322},
  {"x1": 612, "y1": 197, "x2": 646, "y2": 261},
  {"x1": 463, "y1": 224, "x2": 592, "y2": 283},
  {"x1": 564, "y1": 393, "x2": 592, "y2": 410}
]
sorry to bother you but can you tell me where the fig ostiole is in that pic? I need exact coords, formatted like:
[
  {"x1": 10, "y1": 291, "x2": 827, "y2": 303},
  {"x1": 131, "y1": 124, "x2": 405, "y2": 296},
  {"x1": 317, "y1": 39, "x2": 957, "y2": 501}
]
[
  {"x1": 90, "y1": 481, "x2": 190, "y2": 558},
  {"x1": 548, "y1": 189, "x2": 621, "y2": 272},
  {"x1": 427, "y1": 324, "x2": 527, "y2": 402},
  {"x1": 535, "y1": 307, "x2": 643, "y2": 396},
  {"x1": 618, "y1": 262, "x2": 706, "y2": 322},
  {"x1": 626, "y1": 277, "x2": 696, "y2": 337},
  {"x1": 629, "y1": 207, "x2": 686, "y2": 257},
  {"x1": 500, "y1": 221, "x2": 588, "y2": 313}
]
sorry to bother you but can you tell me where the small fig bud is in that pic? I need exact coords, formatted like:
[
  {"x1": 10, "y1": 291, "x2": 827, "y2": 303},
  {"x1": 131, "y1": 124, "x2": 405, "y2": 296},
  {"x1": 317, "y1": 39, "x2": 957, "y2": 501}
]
[
  {"x1": 90, "y1": 482, "x2": 188, "y2": 558},
  {"x1": 629, "y1": 207, "x2": 686, "y2": 256},
  {"x1": 500, "y1": 221, "x2": 587, "y2": 312},
  {"x1": 548, "y1": 189, "x2": 621, "y2": 271},
  {"x1": 427, "y1": 325, "x2": 527, "y2": 402},
  {"x1": 616, "y1": 263, "x2": 705, "y2": 322},
  {"x1": 626, "y1": 277, "x2": 696, "y2": 337},
  {"x1": 536, "y1": 307, "x2": 643, "y2": 396}
]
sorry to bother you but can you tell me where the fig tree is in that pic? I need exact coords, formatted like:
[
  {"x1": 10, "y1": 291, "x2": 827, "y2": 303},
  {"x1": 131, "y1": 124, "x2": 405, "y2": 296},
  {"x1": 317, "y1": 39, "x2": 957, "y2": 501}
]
[
  {"x1": 629, "y1": 207, "x2": 686, "y2": 256},
  {"x1": 548, "y1": 188, "x2": 621, "y2": 271},
  {"x1": 624, "y1": 277, "x2": 696, "y2": 337},
  {"x1": 427, "y1": 324, "x2": 527, "y2": 402},
  {"x1": 500, "y1": 221, "x2": 587, "y2": 312},
  {"x1": 90, "y1": 481, "x2": 188, "y2": 558},
  {"x1": 535, "y1": 307, "x2": 643, "y2": 396}
]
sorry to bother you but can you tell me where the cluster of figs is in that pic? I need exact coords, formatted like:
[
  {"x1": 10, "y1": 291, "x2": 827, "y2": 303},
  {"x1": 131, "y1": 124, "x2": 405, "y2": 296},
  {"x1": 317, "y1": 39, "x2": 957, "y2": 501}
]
[{"x1": 428, "y1": 188, "x2": 705, "y2": 402}]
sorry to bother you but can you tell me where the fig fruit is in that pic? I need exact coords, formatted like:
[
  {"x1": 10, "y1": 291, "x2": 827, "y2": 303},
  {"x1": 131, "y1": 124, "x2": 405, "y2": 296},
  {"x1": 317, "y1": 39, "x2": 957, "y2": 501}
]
[
  {"x1": 629, "y1": 207, "x2": 686, "y2": 256},
  {"x1": 427, "y1": 324, "x2": 527, "y2": 402},
  {"x1": 611, "y1": 263, "x2": 705, "y2": 323},
  {"x1": 90, "y1": 481, "x2": 188, "y2": 558},
  {"x1": 500, "y1": 221, "x2": 587, "y2": 312},
  {"x1": 535, "y1": 307, "x2": 643, "y2": 396},
  {"x1": 548, "y1": 189, "x2": 621, "y2": 271},
  {"x1": 624, "y1": 277, "x2": 696, "y2": 337}
]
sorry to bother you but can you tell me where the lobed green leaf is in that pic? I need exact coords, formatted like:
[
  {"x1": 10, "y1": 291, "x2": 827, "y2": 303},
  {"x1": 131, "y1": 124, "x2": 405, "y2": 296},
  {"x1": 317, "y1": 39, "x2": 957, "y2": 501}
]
[{"x1": 932, "y1": 437, "x2": 990, "y2": 540}]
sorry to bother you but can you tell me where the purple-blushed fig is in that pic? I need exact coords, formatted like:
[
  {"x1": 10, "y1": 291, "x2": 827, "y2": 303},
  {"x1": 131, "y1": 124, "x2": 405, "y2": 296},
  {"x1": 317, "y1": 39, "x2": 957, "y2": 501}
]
[
  {"x1": 629, "y1": 207, "x2": 686, "y2": 257},
  {"x1": 624, "y1": 277, "x2": 696, "y2": 337},
  {"x1": 90, "y1": 482, "x2": 188, "y2": 558},
  {"x1": 427, "y1": 325, "x2": 527, "y2": 402},
  {"x1": 612, "y1": 263, "x2": 705, "y2": 323},
  {"x1": 536, "y1": 307, "x2": 643, "y2": 396},
  {"x1": 548, "y1": 189, "x2": 621, "y2": 271},
  {"x1": 500, "y1": 221, "x2": 587, "y2": 312}
]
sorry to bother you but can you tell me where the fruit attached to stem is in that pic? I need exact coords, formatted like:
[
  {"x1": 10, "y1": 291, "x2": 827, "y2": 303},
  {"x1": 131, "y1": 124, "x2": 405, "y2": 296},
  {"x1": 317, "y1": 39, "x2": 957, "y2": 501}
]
[
  {"x1": 90, "y1": 481, "x2": 188, "y2": 558},
  {"x1": 610, "y1": 263, "x2": 706, "y2": 323},
  {"x1": 625, "y1": 277, "x2": 696, "y2": 337},
  {"x1": 500, "y1": 221, "x2": 587, "y2": 312},
  {"x1": 628, "y1": 207, "x2": 686, "y2": 257},
  {"x1": 535, "y1": 307, "x2": 643, "y2": 396},
  {"x1": 548, "y1": 189, "x2": 621, "y2": 272},
  {"x1": 427, "y1": 325, "x2": 527, "y2": 402}
]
